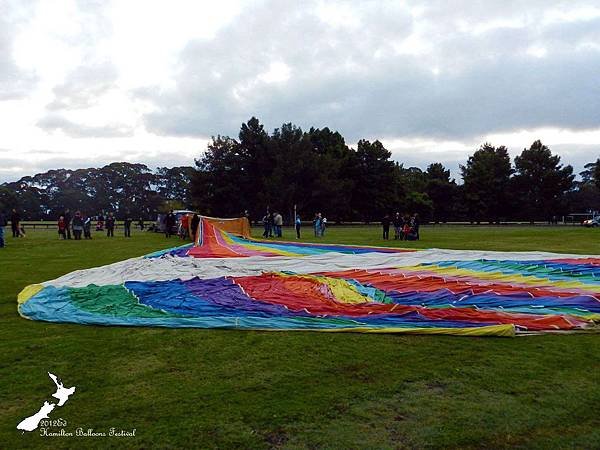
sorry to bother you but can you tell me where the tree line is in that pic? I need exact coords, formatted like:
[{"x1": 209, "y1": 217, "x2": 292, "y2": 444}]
[
  {"x1": 0, "y1": 163, "x2": 195, "y2": 220},
  {"x1": 193, "y1": 117, "x2": 600, "y2": 223},
  {"x1": 1, "y1": 117, "x2": 599, "y2": 222}
]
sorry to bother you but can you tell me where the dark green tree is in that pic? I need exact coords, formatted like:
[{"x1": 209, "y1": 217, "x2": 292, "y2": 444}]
[
  {"x1": 513, "y1": 140, "x2": 574, "y2": 222},
  {"x1": 193, "y1": 135, "x2": 247, "y2": 216},
  {"x1": 350, "y1": 140, "x2": 398, "y2": 222},
  {"x1": 238, "y1": 117, "x2": 273, "y2": 216},
  {"x1": 461, "y1": 143, "x2": 513, "y2": 223},
  {"x1": 425, "y1": 163, "x2": 457, "y2": 222},
  {"x1": 581, "y1": 158, "x2": 600, "y2": 192},
  {"x1": 306, "y1": 127, "x2": 355, "y2": 221},
  {"x1": 156, "y1": 166, "x2": 195, "y2": 208}
]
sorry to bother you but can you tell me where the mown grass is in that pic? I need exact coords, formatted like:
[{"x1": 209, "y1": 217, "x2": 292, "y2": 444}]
[{"x1": 1, "y1": 226, "x2": 599, "y2": 449}]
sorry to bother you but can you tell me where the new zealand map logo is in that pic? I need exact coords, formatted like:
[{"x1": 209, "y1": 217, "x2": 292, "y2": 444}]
[{"x1": 17, "y1": 372, "x2": 76, "y2": 432}]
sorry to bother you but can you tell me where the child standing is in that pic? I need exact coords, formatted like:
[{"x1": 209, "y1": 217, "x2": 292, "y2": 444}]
[
  {"x1": 72, "y1": 211, "x2": 84, "y2": 240},
  {"x1": 58, "y1": 216, "x2": 66, "y2": 239}
]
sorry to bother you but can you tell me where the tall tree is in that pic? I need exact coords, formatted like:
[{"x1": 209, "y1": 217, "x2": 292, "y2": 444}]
[
  {"x1": 513, "y1": 140, "x2": 574, "y2": 221},
  {"x1": 425, "y1": 163, "x2": 457, "y2": 222},
  {"x1": 268, "y1": 123, "x2": 315, "y2": 221},
  {"x1": 461, "y1": 143, "x2": 513, "y2": 223},
  {"x1": 193, "y1": 135, "x2": 246, "y2": 216},
  {"x1": 350, "y1": 140, "x2": 398, "y2": 222},
  {"x1": 156, "y1": 166, "x2": 195, "y2": 208},
  {"x1": 581, "y1": 158, "x2": 600, "y2": 192},
  {"x1": 306, "y1": 127, "x2": 355, "y2": 221},
  {"x1": 238, "y1": 117, "x2": 273, "y2": 216}
]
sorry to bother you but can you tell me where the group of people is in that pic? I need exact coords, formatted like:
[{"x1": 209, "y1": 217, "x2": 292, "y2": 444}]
[
  {"x1": 56, "y1": 210, "x2": 140, "y2": 239},
  {"x1": 382, "y1": 212, "x2": 420, "y2": 241},
  {"x1": 0, "y1": 209, "x2": 26, "y2": 247},
  {"x1": 260, "y1": 211, "x2": 328, "y2": 240},
  {"x1": 261, "y1": 211, "x2": 284, "y2": 238},
  {"x1": 57, "y1": 210, "x2": 115, "y2": 239},
  {"x1": 312, "y1": 213, "x2": 327, "y2": 237},
  {"x1": 163, "y1": 210, "x2": 201, "y2": 242},
  {"x1": 0, "y1": 206, "x2": 423, "y2": 249}
]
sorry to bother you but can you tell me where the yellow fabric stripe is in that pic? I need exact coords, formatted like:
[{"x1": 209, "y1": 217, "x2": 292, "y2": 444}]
[
  {"x1": 219, "y1": 229, "x2": 303, "y2": 256},
  {"x1": 17, "y1": 284, "x2": 44, "y2": 304},
  {"x1": 396, "y1": 265, "x2": 600, "y2": 292},
  {"x1": 274, "y1": 273, "x2": 370, "y2": 304}
]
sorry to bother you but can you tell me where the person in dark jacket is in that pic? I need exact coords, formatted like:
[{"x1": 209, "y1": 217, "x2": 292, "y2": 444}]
[
  {"x1": 165, "y1": 210, "x2": 176, "y2": 238},
  {"x1": 124, "y1": 216, "x2": 132, "y2": 237},
  {"x1": 72, "y1": 211, "x2": 84, "y2": 240},
  {"x1": 262, "y1": 213, "x2": 270, "y2": 238},
  {"x1": 268, "y1": 212, "x2": 275, "y2": 237},
  {"x1": 382, "y1": 214, "x2": 391, "y2": 240},
  {"x1": 191, "y1": 214, "x2": 200, "y2": 244},
  {"x1": 393, "y1": 212, "x2": 404, "y2": 240},
  {"x1": 10, "y1": 208, "x2": 21, "y2": 238},
  {"x1": 83, "y1": 214, "x2": 92, "y2": 239},
  {"x1": 63, "y1": 209, "x2": 72, "y2": 239},
  {"x1": 295, "y1": 215, "x2": 301, "y2": 239},
  {"x1": 106, "y1": 212, "x2": 115, "y2": 237},
  {"x1": 0, "y1": 211, "x2": 7, "y2": 247},
  {"x1": 411, "y1": 213, "x2": 420, "y2": 240},
  {"x1": 96, "y1": 213, "x2": 104, "y2": 231}
]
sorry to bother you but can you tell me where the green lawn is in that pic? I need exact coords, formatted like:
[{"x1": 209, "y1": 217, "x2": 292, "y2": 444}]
[{"x1": 1, "y1": 226, "x2": 599, "y2": 449}]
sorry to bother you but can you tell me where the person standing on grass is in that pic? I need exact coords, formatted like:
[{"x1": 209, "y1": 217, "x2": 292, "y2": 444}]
[
  {"x1": 10, "y1": 208, "x2": 21, "y2": 238},
  {"x1": 124, "y1": 216, "x2": 132, "y2": 238},
  {"x1": 411, "y1": 213, "x2": 420, "y2": 240},
  {"x1": 191, "y1": 213, "x2": 200, "y2": 244},
  {"x1": 179, "y1": 213, "x2": 189, "y2": 239},
  {"x1": 72, "y1": 211, "x2": 84, "y2": 240},
  {"x1": 268, "y1": 212, "x2": 275, "y2": 237},
  {"x1": 321, "y1": 215, "x2": 327, "y2": 236},
  {"x1": 165, "y1": 210, "x2": 176, "y2": 238},
  {"x1": 393, "y1": 212, "x2": 403, "y2": 240},
  {"x1": 273, "y1": 212, "x2": 283, "y2": 238},
  {"x1": 262, "y1": 212, "x2": 271, "y2": 238},
  {"x1": 58, "y1": 215, "x2": 67, "y2": 239},
  {"x1": 83, "y1": 214, "x2": 92, "y2": 239},
  {"x1": 295, "y1": 214, "x2": 301, "y2": 239},
  {"x1": 0, "y1": 211, "x2": 7, "y2": 248},
  {"x1": 106, "y1": 212, "x2": 115, "y2": 237},
  {"x1": 63, "y1": 209, "x2": 72, "y2": 239},
  {"x1": 96, "y1": 212, "x2": 104, "y2": 231},
  {"x1": 382, "y1": 214, "x2": 391, "y2": 240},
  {"x1": 313, "y1": 213, "x2": 321, "y2": 237}
]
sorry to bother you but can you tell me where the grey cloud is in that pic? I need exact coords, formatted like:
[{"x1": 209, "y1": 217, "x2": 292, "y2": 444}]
[
  {"x1": 37, "y1": 114, "x2": 134, "y2": 138},
  {"x1": 137, "y1": 0, "x2": 600, "y2": 144},
  {"x1": 46, "y1": 63, "x2": 118, "y2": 110}
]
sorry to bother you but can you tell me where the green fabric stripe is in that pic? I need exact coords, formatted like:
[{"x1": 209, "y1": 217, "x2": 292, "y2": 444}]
[{"x1": 68, "y1": 284, "x2": 176, "y2": 318}]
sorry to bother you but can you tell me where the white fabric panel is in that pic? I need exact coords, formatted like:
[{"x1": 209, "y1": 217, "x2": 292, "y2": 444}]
[{"x1": 42, "y1": 248, "x2": 596, "y2": 288}]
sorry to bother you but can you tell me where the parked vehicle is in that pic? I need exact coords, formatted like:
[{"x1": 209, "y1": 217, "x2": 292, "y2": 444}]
[
  {"x1": 154, "y1": 210, "x2": 197, "y2": 233},
  {"x1": 583, "y1": 216, "x2": 600, "y2": 227}
]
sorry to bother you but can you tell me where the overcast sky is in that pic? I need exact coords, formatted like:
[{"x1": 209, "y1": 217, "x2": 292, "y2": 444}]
[{"x1": 1, "y1": 0, "x2": 599, "y2": 182}]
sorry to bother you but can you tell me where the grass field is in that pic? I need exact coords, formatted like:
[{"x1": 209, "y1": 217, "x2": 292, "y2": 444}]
[{"x1": 1, "y1": 226, "x2": 599, "y2": 449}]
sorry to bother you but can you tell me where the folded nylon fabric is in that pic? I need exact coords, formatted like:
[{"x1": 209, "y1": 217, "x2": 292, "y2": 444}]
[{"x1": 16, "y1": 222, "x2": 600, "y2": 336}]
